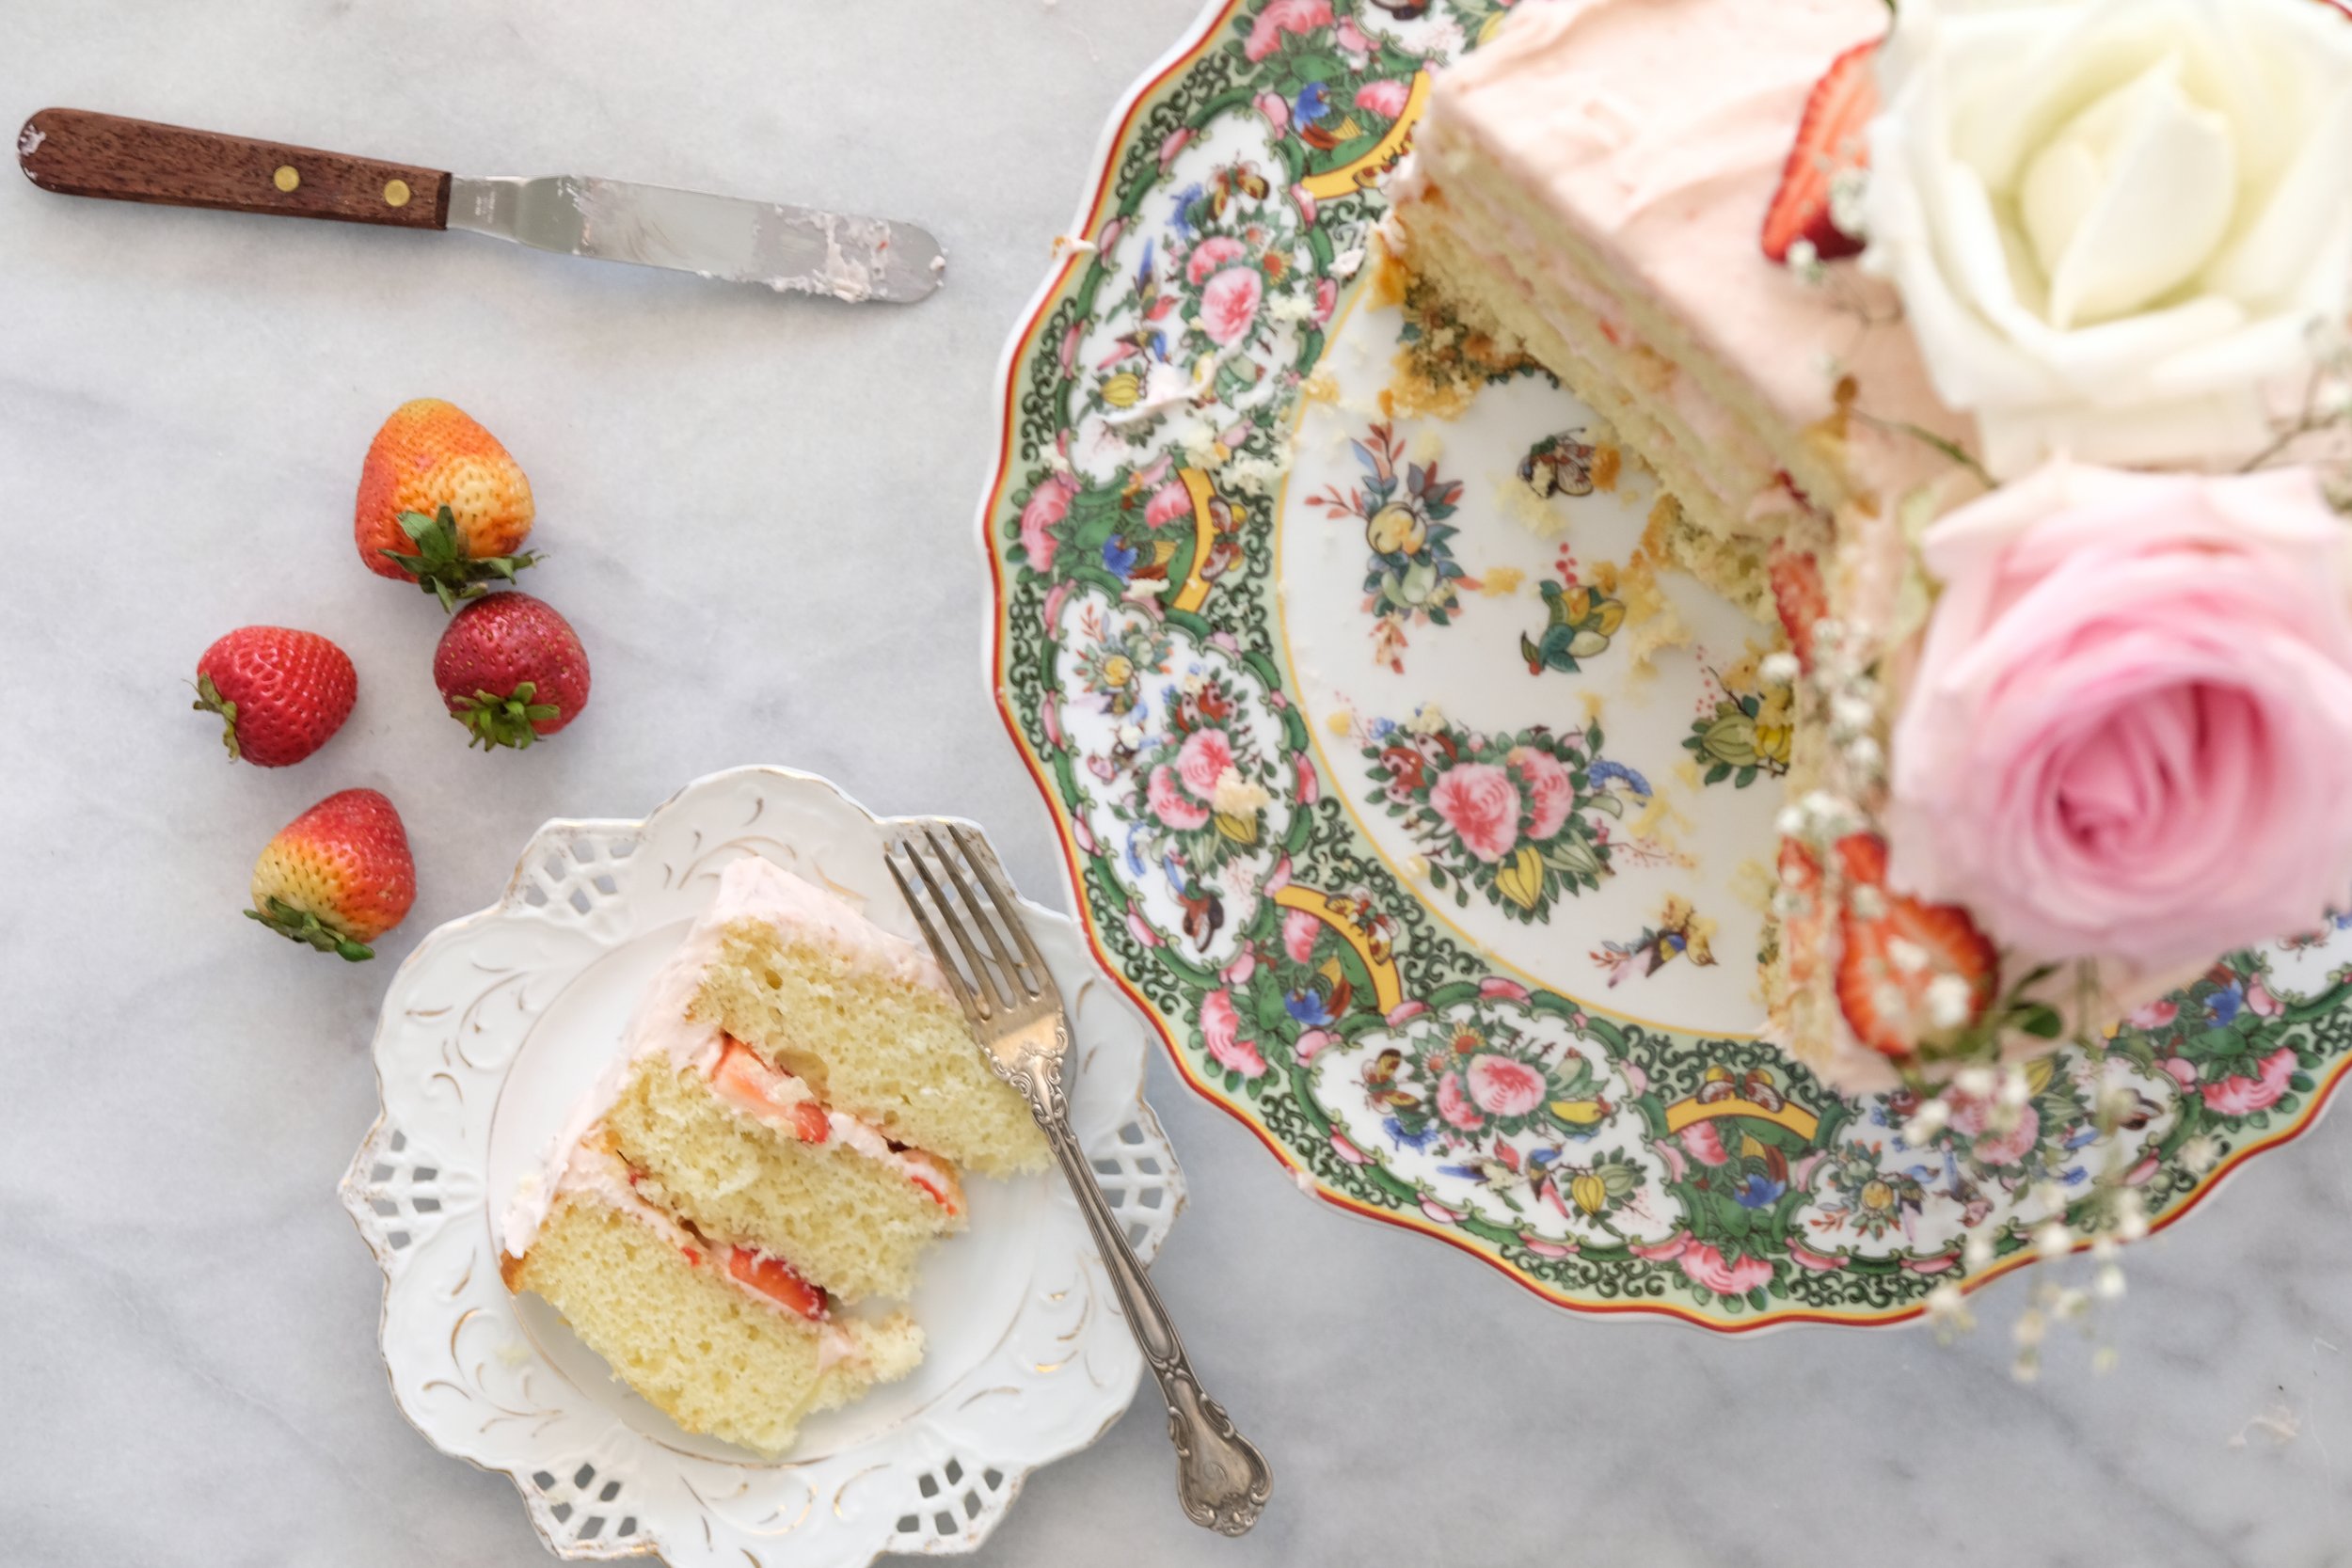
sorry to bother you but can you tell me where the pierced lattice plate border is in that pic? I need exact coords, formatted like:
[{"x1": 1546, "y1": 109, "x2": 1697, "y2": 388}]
[{"x1": 342, "y1": 766, "x2": 1185, "y2": 1566}]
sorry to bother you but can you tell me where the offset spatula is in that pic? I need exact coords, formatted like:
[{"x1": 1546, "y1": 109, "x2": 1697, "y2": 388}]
[{"x1": 16, "y1": 108, "x2": 944, "y2": 302}]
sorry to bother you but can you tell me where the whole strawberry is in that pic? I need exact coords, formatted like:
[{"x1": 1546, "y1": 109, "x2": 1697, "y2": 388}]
[
  {"x1": 192, "y1": 626, "x2": 358, "y2": 767},
  {"x1": 433, "y1": 592, "x2": 591, "y2": 751},
  {"x1": 357, "y1": 398, "x2": 538, "y2": 610},
  {"x1": 247, "y1": 788, "x2": 417, "y2": 961}
]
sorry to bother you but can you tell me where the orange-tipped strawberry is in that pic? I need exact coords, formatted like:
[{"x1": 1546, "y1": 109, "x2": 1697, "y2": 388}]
[
  {"x1": 246, "y1": 788, "x2": 417, "y2": 962},
  {"x1": 1769, "y1": 544, "x2": 1829, "y2": 673},
  {"x1": 432, "y1": 592, "x2": 591, "y2": 751},
  {"x1": 193, "y1": 626, "x2": 358, "y2": 767},
  {"x1": 1761, "y1": 39, "x2": 1878, "y2": 263},
  {"x1": 1832, "y1": 833, "x2": 1998, "y2": 1059},
  {"x1": 726, "y1": 1246, "x2": 830, "y2": 1321},
  {"x1": 357, "y1": 399, "x2": 538, "y2": 610}
]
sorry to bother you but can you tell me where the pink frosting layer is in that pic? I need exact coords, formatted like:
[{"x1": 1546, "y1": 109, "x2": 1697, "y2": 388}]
[{"x1": 1415, "y1": 0, "x2": 1978, "y2": 502}]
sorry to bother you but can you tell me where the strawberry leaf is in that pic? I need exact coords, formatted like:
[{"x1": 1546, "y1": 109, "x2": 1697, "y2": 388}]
[
  {"x1": 380, "y1": 505, "x2": 541, "y2": 613},
  {"x1": 246, "y1": 896, "x2": 373, "y2": 961},
  {"x1": 191, "y1": 672, "x2": 242, "y2": 761},
  {"x1": 450, "y1": 679, "x2": 563, "y2": 752}
]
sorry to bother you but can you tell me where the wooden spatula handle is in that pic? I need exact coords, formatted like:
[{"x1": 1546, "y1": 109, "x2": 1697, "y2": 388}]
[{"x1": 16, "y1": 108, "x2": 451, "y2": 229}]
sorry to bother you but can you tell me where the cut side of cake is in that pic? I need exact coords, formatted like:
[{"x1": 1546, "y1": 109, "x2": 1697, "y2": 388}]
[{"x1": 501, "y1": 855, "x2": 1047, "y2": 1454}]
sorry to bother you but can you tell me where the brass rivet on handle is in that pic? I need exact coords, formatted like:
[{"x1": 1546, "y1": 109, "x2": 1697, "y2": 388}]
[
  {"x1": 383, "y1": 179, "x2": 411, "y2": 208},
  {"x1": 272, "y1": 165, "x2": 299, "y2": 192}
]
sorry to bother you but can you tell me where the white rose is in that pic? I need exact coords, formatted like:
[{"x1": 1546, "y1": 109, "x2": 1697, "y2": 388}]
[{"x1": 1863, "y1": 0, "x2": 2352, "y2": 479}]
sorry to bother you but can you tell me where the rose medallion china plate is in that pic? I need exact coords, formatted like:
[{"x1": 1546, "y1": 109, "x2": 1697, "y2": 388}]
[
  {"x1": 342, "y1": 767, "x2": 1184, "y2": 1564},
  {"x1": 977, "y1": 0, "x2": 2352, "y2": 1329}
]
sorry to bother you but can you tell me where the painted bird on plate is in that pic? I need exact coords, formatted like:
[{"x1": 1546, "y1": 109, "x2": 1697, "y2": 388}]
[{"x1": 1164, "y1": 853, "x2": 1224, "y2": 950}]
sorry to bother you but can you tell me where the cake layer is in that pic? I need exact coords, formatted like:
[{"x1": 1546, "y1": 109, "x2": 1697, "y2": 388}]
[
  {"x1": 606, "y1": 1043, "x2": 964, "y2": 1303},
  {"x1": 695, "y1": 882, "x2": 1049, "y2": 1177},
  {"x1": 503, "y1": 1186, "x2": 922, "y2": 1457}
]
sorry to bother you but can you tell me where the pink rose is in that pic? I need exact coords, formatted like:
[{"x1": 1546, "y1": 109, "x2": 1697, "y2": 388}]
[
  {"x1": 1677, "y1": 1121, "x2": 1730, "y2": 1166},
  {"x1": 1888, "y1": 464, "x2": 2352, "y2": 974},
  {"x1": 1144, "y1": 478, "x2": 1196, "y2": 529},
  {"x1": 1478, "y1": 978, "x2": 1530, "y2": 1002},
  {"x1": 1678, "y1": 1243, "x2": 1773, "y2": 1296},
  {"x1": 1040, "y1": 700, "x2": 1065, "y2": 752},
  {"x1": 2127, "y1": 1000, "x2": 2179, "y2": 1031},
  {"x1": 1253, "y1": 90, "x2": 1290, "y2": 135},
  {"x1": 1244, "y1": 0, "x2": 1333, "y2": 60},
  {"x1": 1354, "y1": 78, "x2": 1412, "y2": 119},
  {"x1": 1157, "y1": 127, "x2": 1194, "y2": 170},
  {"x1": 1654, "y1": 1140, "x2": 1690, "y2": 1181},
  {"x1": 1312, "y1": 276, "x2": 1337, "y2": 325},
  {"x1": 1331, "y1": 1131, "x2": 1367, "y2": 1164},
  {"x1": 1519, "y1": 1236, "x2": 1576, "y2": 1259},
  {"x1": 1176, "y1": 728, "x2": 1235, "y2": 798},
  {"x1": 1018, "y1": 474, "x2": 1075, "y2": 575},
  {"x1": 1466, "y1": 1054, "x2": 1546, "y2": 1117},
  {"x1": 1506, "y1": 747, "x2": 1576, "y2": 843},
  {"x1": 1429, "y1": 763, "x2": 1523, "y2": 864},
  {"x1": 1295, "y1": 1028, "x2": 1335, "y2": 1062},
  {"x1": 1420, "y1": 1197, "x2": 1460, "y2": 1224},
  {"x1": 2247, "y1": 977, "x2": 2282, "y2": 1018},
  {"x1": 1295, "y1": 752, "x2": 1320, "y2": 804},
  {"x1": 2160, "y1": 1056, "x2": 2199, "y2": 1089},
  {"x1": 1282, "y1": 907, "x2": 1322, "y2": 964},
  {"x1": 1630, "y1": 1236, "x2": 1691, "y2": 1262},
  {"x1": 1290, "y1": 184, "x2": 1318, "y2": 227},
  {"x1": 2201, "y1": 1046, "x2": 2298, "y2": 1115},
  {"x1": 1148, "y1": 765, "x2": 1211, "y2": 831},
  {"x1": 1200, "y1": 989, "x2": 1267, "y2": 1080},
  {"x1": 1334, "y1": 16, "x2": 1373, "y2": 55},
  {"x1": 1385, "y1": 1000, "x2": 1431, "y2": 1026},
  {"x1": 1199, "y1": 266, "x2": 1264, "y2": 346},
  {"x1": 1124, "y1": 907, "x2": 1161, "y2": 948},
  {"x1": 1436, "y1": 1070, "x2": 1484, "y2": 1130},
  {"x1": 1788, "y1": 1243, "x2": 1848, "y2": 1273},
  {"x1": 1223, "y1": 949, "x2": 1256, "y2": 985},
  {"x1": 1185, "y1": 236, "x2": 1248, "y2": 287},
  {"x1": 1058, "y1": 324, "x2": 1081, "y2": 372}
]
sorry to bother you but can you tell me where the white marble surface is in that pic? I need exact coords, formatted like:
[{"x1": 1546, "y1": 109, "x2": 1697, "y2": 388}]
[{"x1": 4, "y1": 3, "x2": 2351, "y2": 1564}]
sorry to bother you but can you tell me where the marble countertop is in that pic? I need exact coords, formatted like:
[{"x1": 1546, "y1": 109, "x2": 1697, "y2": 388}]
[{"x1": 4, "y1": 3, "x2": 2348, "y2": 1564}]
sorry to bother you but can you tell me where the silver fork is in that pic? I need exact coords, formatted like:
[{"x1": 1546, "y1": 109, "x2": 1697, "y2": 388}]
[{"x1": 884, "y1": 821, "x2": 1272, "y2": 1537}]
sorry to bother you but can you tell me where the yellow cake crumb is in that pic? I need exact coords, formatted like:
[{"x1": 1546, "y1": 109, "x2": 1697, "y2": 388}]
[
  {"x1": 1592, "y1": 444, "x2": 1622, "y2": 491},
  {"x1": 1300, "y1": 367, "x2": 1342, "y2": 404},
  {"x1": 1404, "y1": 854, "x2": 1430, "y2": 879},
  {"x1": 1326, "y1": 706, "x2": 1356, "y2": 736},
  {"x1": 1478, "y1": 565, "x2": 1526, "y2": 596},
  {"x1": 1618, "y1": 548, "x2": 1691, "y2": 673},
  {"x1": 1499, "y1": 469, "x2": 1573, "y2": 538},
  {"x1": 1729, "y1": 857, "x2": 1779, "y2": 919}
]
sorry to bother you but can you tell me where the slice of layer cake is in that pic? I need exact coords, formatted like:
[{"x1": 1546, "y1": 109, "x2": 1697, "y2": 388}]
[
  {"x1": 501, "y1": 855, "x2": 1046, "y2": 1453},
  {"x1": 502, "y1": 1137, "x2": 922, "y2": 1457}
]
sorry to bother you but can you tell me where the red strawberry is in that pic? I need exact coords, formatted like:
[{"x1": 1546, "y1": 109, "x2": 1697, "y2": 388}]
[
  {"x1": 1769, "y1": 545, "x2": 1829, "y2": 673},
  {"x1": 431, "y1": 592, "x2": 591, "y2": 751},
  {"x1": 726, "y1": 1246, "x2": 830, "y2": 1321},
  {"x1": 247, "y1": 788, "x2": 417, "y2": 961},
  {"x1": 1777, "y1": 837, "x2": 1826, "y2": 990},
  {"x1": 192, "y1": 626, "x2": 358, "y2": 767},
  {"x1": 1832, "y1": 833, "x2": 1998, "y2": 1058},
  {"x1": 1761, "y1": 40, "x2": 1879, "y2": 263},
  {"x1": 356, "y1": 399, "x2": 538, "y2": 610}
]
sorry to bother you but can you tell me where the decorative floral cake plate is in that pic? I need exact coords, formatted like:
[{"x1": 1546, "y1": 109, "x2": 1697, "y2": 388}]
[
  {"x1": 341, "y1": 767, "x2": 1183, "y2": 1563},
  {"x1": 978, "y1": 0, "x2": 2352, "y2": 1329}
]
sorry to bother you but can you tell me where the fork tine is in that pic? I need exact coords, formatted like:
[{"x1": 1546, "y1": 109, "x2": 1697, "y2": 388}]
[
  {"x1": 949, "y1": 824, "x2": 1053, "y2": 993},
  {"x1": 886, "y1": 847, "x2": 991, "y2": 1029},
  {"x1": 924, "y1": 823, "x2": 1037, "y2": 1002},
  {"x1": 901, "y1": 832, "x2": 1012, "y2": 1015}
]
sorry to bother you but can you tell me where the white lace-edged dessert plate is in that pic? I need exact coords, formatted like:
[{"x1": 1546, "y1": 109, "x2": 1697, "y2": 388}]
[
  {"x1": 341, "y1": 766, "x2": 1184, "y2": 1565},
  {"x1": 977, "y1": 0, "x2": 2352, "y2": 1331}
]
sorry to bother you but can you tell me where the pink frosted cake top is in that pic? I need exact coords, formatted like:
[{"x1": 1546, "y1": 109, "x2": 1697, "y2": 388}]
[{"x1": 1414, "y1": 0, "x2": 1974, "y2": 499}]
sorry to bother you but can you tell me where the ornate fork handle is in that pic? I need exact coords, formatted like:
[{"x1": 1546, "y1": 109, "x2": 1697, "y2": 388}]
[{"x1": 1014, "y1": 1049, "x2": 1273, "y2": 1536}]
